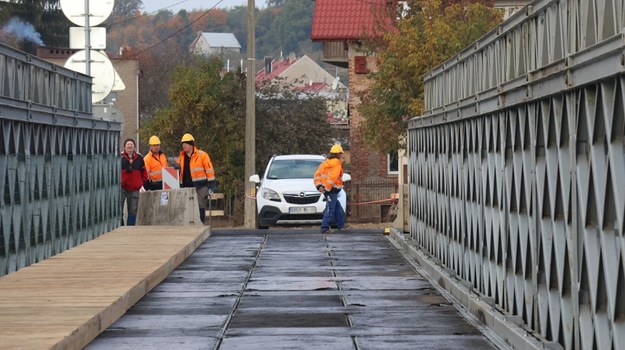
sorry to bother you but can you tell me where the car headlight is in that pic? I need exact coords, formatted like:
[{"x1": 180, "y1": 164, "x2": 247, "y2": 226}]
[{"x1": 261, "y1": 188, "x2": 281, "y2": 201}]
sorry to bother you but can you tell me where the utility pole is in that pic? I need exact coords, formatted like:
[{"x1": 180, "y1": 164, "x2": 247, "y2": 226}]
[
  {"x1": 84, "y1": 0, "x2": 91, "y2": 76},
  {"x1": 244, "y1": 0, "x2": 256, "y2": 228}
]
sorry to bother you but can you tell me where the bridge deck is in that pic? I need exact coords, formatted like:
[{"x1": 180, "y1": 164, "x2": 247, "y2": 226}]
[
  {"x1": 87, "y1": 229, "x2": 499, "y2": 350},
  {"x1": 0, "y1": 226, "x2": 210, "y2": 350}
]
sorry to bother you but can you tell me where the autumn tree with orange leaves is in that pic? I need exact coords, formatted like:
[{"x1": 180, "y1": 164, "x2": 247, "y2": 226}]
[{"x1": 359, "y1": 0, "x2": 502, "y2": 152}]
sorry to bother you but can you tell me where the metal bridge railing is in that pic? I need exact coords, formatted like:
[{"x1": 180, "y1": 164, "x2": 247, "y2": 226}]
[
  {"x1": 409, "y1": 0, "x2": 625, "y2": 348},
  {"x1": 421, "y1": 0, "x2": 624, "y2": 118},
  {"x1": 0, "y1": 42, "x2": 121, "y2": 276}
]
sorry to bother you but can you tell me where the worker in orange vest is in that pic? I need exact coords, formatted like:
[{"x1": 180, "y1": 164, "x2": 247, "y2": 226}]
[
  {"x1": 143, "y1": 135, "x2": 169, "y2": 191},
  {"x1": 177, "y1": 133, "x2": 216, "y2": 224},
  {"x1": 314, "y1": 144, "x2": 346, "y2": 233}
]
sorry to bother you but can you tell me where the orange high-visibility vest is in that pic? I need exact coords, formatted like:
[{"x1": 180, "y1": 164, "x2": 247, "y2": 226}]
[
  {"x1": 144, "y1": 151, "x2": 168, "y2": 182},
  {"x1": 177, "y1": 148, "x2": 215, "y2": 185},
  {"x1": 314, "y1": 158, "x2": 343, "y2": 191}
]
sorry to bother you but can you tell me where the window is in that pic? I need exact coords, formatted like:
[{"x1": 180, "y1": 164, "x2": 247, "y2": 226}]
[
  {"x1": 388, "y1": 151, "x2": 399, "y2": 174},
  {"x1": 267, "y1": 159, "x2": 322, "y2": 179}
]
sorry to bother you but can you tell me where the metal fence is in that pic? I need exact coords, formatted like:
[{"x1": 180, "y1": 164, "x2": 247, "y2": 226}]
[
  {"x1": 0, "y1": 43, "x2": 121, "y2": 276},
  {"x1": 409, "y1": 0, "x2": 625, "y2": 348},
  {"x1": 345, "y1": 179, "x2": 397, "y2": 223}
]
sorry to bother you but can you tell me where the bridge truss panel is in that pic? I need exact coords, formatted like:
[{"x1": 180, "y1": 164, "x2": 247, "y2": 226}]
[
  {"x1": 409, "y1": 0, "x2": 625, "y2": 348},
  {"x1": 409, "y1": 76, "x2": 625, "y2": 349},
  {"x1": 422, "y1": 0, "x2": 625, "y2": 115},
  {"x1": 0, "y1": 43, "x2": 121, "y2": 277}
]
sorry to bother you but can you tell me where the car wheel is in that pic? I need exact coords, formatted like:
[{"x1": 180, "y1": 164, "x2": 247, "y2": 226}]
[{"x1": 256, "y1": 212, "x2": 268, "y2": 229}]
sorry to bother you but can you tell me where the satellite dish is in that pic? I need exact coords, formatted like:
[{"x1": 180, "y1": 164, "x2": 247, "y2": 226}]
[
  {"x1": 65, "y1": 50, "x2": 115, "y2": 103},
  {"x1": 60, "y1": 0, "x2": 115, "y2": 27}
]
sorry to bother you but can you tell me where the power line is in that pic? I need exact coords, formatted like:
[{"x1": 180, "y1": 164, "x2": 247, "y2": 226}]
[
  {"x1": 109, "y1": 0, "x2": 200, "y2": 27},
  {"x1": 130, "y1": 0, "x2": 224, "y2": 58}
]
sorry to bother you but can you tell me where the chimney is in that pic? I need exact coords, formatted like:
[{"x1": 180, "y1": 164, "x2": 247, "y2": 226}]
[
  {"x1": 288, "y1": 52, "x2": 296, "y2": 63},
  {"x1": 264, "y1": 57, "x2": 272, "y2": 73}
]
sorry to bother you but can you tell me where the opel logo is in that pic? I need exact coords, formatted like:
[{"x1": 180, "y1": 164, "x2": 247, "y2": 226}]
[{"x1": 299, "y1": 192, "x2": 305, "y2": 198}]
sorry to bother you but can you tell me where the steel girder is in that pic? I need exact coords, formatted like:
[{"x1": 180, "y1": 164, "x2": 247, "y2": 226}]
[
  {"x1": 410, "y1": 76, "x2": 625, "y2": 350},
  {"x1": 408, "y1": 0, "x2": 625, "y2": 348},
  {"x1": 419, "y1": 0, "x2": 624, "y2": 121},
  {"x1": 0, "y1": 43, "x2": 121, "y2": 276}
]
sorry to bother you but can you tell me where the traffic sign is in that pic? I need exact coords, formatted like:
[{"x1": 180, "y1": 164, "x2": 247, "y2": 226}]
[
  {"x1": 60, "y1": 0, "x2": 114, "y2": 27},
  {"x1": 162, "y1": 167, "x2": 180, "y2": 190}
]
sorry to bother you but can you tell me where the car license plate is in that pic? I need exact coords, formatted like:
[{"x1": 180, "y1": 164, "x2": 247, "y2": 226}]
[{"x1": 289, "y1": 206, "x2": 316, "y2": 214}]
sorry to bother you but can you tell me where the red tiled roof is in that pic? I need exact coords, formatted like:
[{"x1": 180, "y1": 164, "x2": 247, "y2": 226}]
[
  {"x1": 255, "y1": 59, "x2": 292, "y2": 82},
  {"x1": 311, "y1": 0, "x2": 392, "y2": 41},
  {"x1": 255, "y1": 59, "x2": 329, "y2": 92}
]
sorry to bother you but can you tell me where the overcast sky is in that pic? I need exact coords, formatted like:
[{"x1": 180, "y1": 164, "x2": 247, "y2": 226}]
[{"x1": 142, "y1": 0, "x2": 269, "y2": 13}]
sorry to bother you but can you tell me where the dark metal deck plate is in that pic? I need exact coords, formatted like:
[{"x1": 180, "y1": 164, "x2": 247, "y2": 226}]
[{"x1": 87, "y1": 230, "x2": 497, "y2": 350}]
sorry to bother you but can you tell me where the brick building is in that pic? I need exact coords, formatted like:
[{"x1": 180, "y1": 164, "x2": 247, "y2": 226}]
[{"x1": 310, "y1": 0, "x2": 398, "y2": 182}]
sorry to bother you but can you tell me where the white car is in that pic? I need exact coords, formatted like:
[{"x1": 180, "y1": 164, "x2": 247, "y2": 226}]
[{"x1": 249, "y1": 154, "x2": 350, "y2": 229}]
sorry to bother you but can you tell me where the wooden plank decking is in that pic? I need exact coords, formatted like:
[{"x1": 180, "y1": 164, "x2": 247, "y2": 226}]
[{"x1": 0, "y1": 226, "x2": 210, "y2": 350}]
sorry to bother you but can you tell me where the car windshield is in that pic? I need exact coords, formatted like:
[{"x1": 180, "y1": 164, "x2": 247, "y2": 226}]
[{"x1": 266, "y1": 159, "x2": 322, "y2": 180}]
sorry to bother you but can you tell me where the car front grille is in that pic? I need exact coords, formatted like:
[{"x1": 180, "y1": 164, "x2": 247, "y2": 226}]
[
  {"x1": 279, "y1": 213, "x2": 324, "y2": 221},
  {"x1": 283, "y1": 193, "x2": 320, "y2": 205}
]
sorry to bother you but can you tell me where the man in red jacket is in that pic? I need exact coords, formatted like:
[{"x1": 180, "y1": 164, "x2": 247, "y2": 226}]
[{"x1": 121, "y1": 138, "x2": 148, "y2": 225}]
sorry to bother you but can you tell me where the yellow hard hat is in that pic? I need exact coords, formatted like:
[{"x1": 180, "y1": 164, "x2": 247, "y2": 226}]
[
  {"x1": 148, "y1": 135, "x2": 161, "y2": 145},
  {"x1": 181, "y1": 133, "x2": 195, "y2": 142},
  {"x1": 330, "y1": 144, "x2": 343, "y2": 154}
]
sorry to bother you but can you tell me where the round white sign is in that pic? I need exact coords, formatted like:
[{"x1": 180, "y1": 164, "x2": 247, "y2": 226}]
[
  {"x1": 64, "y1": 50, "x2": 115, "y2": 103},
  {"x1": 60, "y1": 0, "x2": 115, "y2": 27}
]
